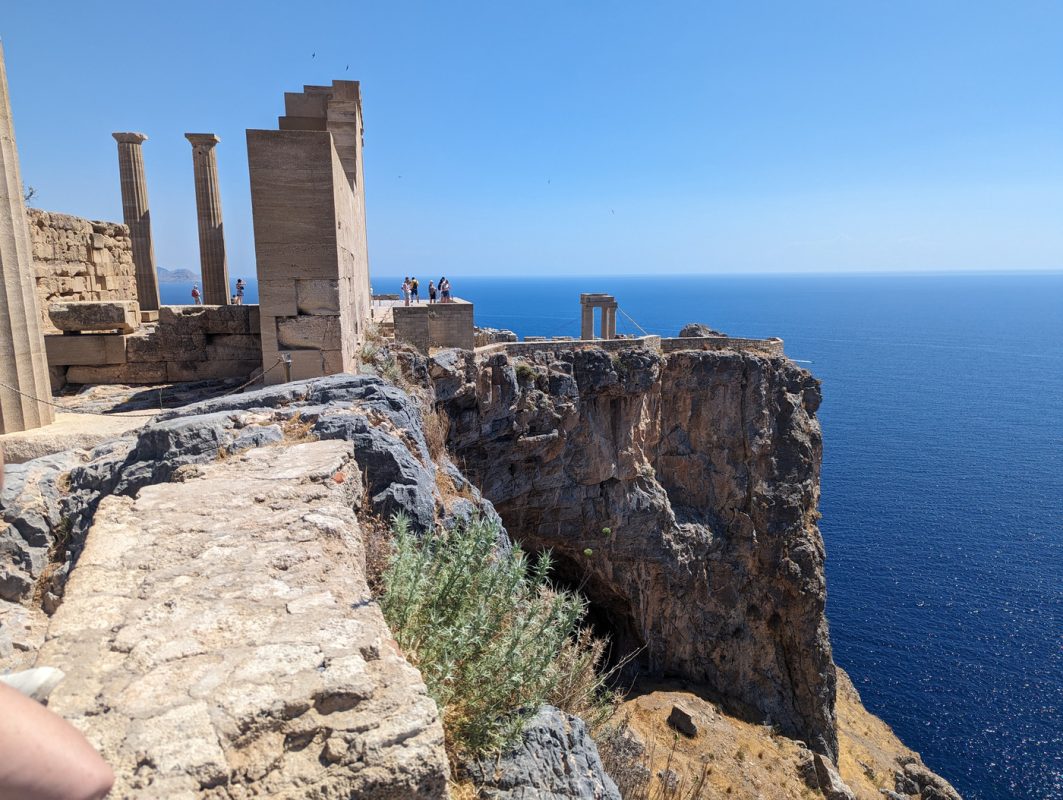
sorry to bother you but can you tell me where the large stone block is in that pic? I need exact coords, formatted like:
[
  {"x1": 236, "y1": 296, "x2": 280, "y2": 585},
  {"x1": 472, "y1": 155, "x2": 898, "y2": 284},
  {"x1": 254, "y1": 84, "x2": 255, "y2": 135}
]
[
  {"x1": 66, "y1": 362, "x2": 167, "y2": 385},
  {"x1": 200, "y1": 305, "x2": 253, "y2": 335},
  {"x1": 165, "y1": 360, "x2": 259, "y2": 383},
  {"x1": 49, "y1": 301, "x2": 140, "y2": 333},
  {"x1": 258, "y1": 280, "x2": 297, "y2": 318},
  {"x1": 296, "y1": 279, "x2": 341, "y2": 315},
  {"x1": 287, "y1": 349, "x2": 324, "y2": 380},
  {"x1": 45, "y1": 334, "x2": 128, "y2": 366},
  {"x1": 277, "y1": 315, "x2": 341, "y2": 350},
  {"x1": 206, "y1": 334, "x2": 261, "y2": 361}
]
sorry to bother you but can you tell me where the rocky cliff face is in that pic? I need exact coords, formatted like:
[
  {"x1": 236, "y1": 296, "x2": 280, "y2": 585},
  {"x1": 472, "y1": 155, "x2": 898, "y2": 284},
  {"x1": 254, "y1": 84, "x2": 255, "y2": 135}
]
[{"x1": 433, "y1": 344, "x2": 837, "y2": 759}]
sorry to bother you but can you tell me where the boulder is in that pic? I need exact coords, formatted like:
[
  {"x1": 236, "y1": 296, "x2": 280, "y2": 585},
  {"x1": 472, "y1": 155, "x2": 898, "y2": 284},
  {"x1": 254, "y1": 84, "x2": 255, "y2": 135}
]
[
  {"x1": 813, "y1": 753, "x2": 857, "y2": 800},
  {"x1": 677, "y1": 322, "x2": 727, "y2": 338},
  {"x1": 49, "y1": 300, "x2": 139, "y2": 333},
  {"x1": 667, "y1": 704, "x2": 698, "y2": 737},
  {"x1": 464, "y1": 706, "x2": 620, "y2": 799}
]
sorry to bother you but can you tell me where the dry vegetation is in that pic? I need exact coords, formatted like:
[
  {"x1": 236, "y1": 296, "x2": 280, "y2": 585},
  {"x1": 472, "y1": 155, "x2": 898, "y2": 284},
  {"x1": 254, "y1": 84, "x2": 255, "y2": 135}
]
[{"x1": 595, "y1": 672, "x2": 924, "y2": 800}]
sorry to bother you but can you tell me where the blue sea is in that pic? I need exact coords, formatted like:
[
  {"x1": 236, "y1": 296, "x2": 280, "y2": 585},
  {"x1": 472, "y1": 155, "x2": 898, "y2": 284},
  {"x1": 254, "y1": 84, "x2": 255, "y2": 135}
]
[{"x1": 163, "y1": 273, "x2": 1062, "y2": 800}]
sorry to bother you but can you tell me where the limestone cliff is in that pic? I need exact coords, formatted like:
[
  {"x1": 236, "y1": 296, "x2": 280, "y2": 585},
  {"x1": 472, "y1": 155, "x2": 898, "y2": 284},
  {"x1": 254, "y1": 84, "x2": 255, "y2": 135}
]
[{"x1": 433, "y1": 344, "x2": 837, "y2": 759}]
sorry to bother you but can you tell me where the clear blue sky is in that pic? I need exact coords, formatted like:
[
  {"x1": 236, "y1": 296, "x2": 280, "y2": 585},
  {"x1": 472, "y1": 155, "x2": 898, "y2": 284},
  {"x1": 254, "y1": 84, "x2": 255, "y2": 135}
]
[{"x1": 4, "y1": 1, "x2": 1062, "y2": 276}]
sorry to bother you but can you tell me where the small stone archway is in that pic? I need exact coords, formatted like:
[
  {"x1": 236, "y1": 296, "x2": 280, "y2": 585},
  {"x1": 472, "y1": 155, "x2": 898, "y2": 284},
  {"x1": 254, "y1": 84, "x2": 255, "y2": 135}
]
[{"x1": 580, "y1": 293, "x2": 617, "y2": 340}]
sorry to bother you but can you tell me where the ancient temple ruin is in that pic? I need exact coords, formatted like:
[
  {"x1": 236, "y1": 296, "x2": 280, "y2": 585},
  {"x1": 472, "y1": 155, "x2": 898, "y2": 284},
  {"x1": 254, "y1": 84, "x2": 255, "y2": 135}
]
[
  {"x1": 580, "y1": 292, "x2": 617, "y2": 340},
  {"x1": 0, "y1": 42, "x2": 54, "y2": 433},
  {"x1": 247, "y1": 81, "x2": 372, "y2": 384}
]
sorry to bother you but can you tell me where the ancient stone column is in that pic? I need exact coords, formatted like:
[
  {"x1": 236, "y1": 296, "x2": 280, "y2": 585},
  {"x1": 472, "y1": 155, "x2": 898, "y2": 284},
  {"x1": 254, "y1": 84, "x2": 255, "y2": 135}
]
[
  {"x1": 0, "y1": 42, "x2": 54, "y2": 432},
  {"x1": 602, "y1": 305, "x2": 616, "y2": 339},
  {"x1": 185, "y1": 133, "x2": 229, "y2": 304},
  {"x1": 112, "y1": 132, "x2": 160, "y2": 311},
  {"x1": 580, "y1": 302, "x2": 594, "y2": 340}
]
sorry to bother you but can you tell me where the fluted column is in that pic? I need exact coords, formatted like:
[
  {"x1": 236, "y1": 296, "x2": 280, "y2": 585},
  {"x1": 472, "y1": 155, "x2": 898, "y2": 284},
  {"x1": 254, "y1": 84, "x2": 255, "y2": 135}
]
[
  {"x1": 0, "y1": 42, "x2": 54, "y2": 432},
  {"x1": 185, "y1": 133, "x2": 229, "y2": 304},
  {"x1": 112, "y1": 132, "x2": 160, "y2": 311}
]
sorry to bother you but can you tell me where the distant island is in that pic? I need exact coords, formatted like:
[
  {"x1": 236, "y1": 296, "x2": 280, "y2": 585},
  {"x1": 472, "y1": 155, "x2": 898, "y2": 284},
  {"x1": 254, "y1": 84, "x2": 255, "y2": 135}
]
[{"x1": 157, "y1": 267, "x2": 200, "y2": 284}]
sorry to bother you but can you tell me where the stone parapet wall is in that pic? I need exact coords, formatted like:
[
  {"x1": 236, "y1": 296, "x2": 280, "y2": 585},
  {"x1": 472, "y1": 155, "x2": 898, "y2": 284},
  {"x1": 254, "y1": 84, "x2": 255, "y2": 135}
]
[
  {"x1": 393, "y1": 301, "x2": 475, "y2": 354},
  {"x1": 28, "y1": 209, "x2": 137, "y2": 332},
  {"x1": 660, "y1": 335, "x2": 785, "y2": 357},
  {"x1": 476, "y1": 335, "x2": 662, "y2": 360},
  {"x1": 49, "y1": 304, "x2": 261, "y2": 385}
]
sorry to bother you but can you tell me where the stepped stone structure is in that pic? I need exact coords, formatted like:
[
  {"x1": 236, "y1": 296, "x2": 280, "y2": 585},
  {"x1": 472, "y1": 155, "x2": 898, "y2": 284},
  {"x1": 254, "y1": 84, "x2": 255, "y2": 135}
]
[
  {"x1": 185, "y1": 133, "x2": 229, "y2": 305},
  {"x1": 0, "y1": 42, "x2": 54, "y2": 433},
  {"x1": 580, "y1": 292, "x2": 617, "y2": 340},
  {"x1": 112, "y1": 132, "x2": 160, "y2": 311},
  {"x1": 247, "y1": 80, "x2": 371, "y2": 384}
]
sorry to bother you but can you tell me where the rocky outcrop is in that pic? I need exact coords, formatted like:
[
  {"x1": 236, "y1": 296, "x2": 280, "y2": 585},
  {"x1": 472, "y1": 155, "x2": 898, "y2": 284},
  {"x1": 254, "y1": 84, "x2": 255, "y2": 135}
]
[
  {"x1": 434, "y1": 344, "x2": 838, "y2": 759},
  {"x1": 1, "y1": 374, "x2": 509, "y2": 796},
  {"x1": 678, "y1": 322, "x2": 727, "y2": 337},
  {"x1": 465, "y1": 705, "x2": 620, "y2": 799},
  {"x1": 39, "y1": 440, "x2": 449, "y2": 798},
  {"x1": 474, "y1": 326, "x2": 519, "y2": 347}
]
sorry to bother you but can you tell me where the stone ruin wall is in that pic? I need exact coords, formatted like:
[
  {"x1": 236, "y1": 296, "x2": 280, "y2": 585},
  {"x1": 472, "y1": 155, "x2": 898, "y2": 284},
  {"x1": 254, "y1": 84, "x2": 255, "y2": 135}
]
[
  {"x1": 28, "y1": 209, "x2": 137, "y2": 332},
  {"x1": 248, "y1": 81, "x2": 372, "y2": 385},
  {"x1": 48, "y1": 305, "x2": 262, "y2": 387}
]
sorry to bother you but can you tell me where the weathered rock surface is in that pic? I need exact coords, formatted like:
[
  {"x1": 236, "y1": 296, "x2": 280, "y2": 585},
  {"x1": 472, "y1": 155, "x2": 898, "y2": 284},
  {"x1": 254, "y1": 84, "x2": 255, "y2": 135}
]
[
  {"x1": 0, "y1": 411, "x2": 146, "y2": 464},
  {"x1": 474, "y1": 326, "x2": 519, "y2": 347},
  {"x1": 678, "y1": 322, "x2": 727, "y2": 337},
  {"x1": 434, "y1": 344, "x2": 838, "y2": 759},
  {"x1": 38, "y1": 440, "x2": 449, "y2": 798},
  {"x1": 465, "y1": 705, "x2": 620, "y2": 799},
  {"x1": 0, "y1": 374, "x2": 493, "y2": 619}
]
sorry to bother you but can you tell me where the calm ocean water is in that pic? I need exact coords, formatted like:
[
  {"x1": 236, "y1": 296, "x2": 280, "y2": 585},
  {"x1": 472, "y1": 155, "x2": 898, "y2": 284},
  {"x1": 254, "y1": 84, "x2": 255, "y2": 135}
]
[{"x1": 164, "y1": 273, "x2": 1062, "y2": 800}]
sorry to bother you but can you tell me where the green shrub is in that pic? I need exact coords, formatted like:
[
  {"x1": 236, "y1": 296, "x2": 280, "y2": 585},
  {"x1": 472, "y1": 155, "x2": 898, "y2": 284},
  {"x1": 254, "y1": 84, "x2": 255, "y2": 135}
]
[
  {"x1": 514, "y1": 362, "x2": 537, "y2": 384},
  {"x1": 380, "y1": 514, "x2": 598, "y2": 757}
]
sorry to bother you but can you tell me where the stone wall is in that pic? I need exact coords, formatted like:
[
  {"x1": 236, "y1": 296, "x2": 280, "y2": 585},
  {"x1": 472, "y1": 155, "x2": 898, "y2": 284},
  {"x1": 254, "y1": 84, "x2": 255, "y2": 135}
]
[
  {"x1": 28, "y1": 209, "x2": 137, "y2": 332},
  {"x1": 393, "y1": 301, "x2": 475, "y2": 353},
  {"x1": 47, "y1": 305, "x2": 261, "y2": 385},
  {"x1": 660, "y1": 335, "x2": 784, "y2": 357}
]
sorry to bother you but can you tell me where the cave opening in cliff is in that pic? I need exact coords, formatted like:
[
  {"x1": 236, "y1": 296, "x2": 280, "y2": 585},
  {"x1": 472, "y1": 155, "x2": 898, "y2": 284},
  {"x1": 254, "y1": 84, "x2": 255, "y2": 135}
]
[{"x1": 542, "y1": 550, "x2": 646, "y2": 676}]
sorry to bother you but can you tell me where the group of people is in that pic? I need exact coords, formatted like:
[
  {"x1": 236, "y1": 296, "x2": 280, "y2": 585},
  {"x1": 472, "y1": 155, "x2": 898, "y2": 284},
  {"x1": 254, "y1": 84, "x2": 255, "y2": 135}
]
[
  {"x1": 401, "y1": 276, "x2": 451, "y2": 306},
  {"x1": 191, "y1": 278, "x2": 245, "y2": 305}
]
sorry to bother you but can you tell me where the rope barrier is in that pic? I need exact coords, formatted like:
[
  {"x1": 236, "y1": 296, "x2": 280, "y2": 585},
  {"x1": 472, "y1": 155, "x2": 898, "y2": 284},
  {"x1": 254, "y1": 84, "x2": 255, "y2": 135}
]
[
  {"x1": 616, "y1": 306, "x2": 652, "y2": 338},
  {"x1": 0, "y1": 358, "x2": 286, "y2": 420}
]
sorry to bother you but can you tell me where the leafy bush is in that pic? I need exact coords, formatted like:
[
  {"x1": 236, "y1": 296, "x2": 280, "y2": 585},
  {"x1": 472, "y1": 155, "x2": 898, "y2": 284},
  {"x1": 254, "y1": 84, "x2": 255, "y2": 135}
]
[
  {"x1": 380, "y1": 514, "x2": 607, "y2": 757},
  {"x1": 514, "y1": 362, "x2": 538, "y2": 384}
]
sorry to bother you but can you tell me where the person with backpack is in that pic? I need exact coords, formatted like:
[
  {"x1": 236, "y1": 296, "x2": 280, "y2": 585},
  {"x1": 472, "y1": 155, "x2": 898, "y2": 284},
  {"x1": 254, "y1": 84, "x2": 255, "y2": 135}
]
[
  {"x1": 410, "y1": 276, "x2": 419, "y2": 303},
  {"x1": 440, "y1": 276, "x2": 451, "y2": 303},
  {"x1": 191, "y1": 283, "x2": 202, "y2": 305}
]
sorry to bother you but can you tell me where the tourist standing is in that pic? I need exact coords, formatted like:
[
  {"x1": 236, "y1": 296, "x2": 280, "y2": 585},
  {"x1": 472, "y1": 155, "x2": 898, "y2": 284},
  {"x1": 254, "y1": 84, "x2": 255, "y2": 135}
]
[
  {"x1": 410, "y1": 276, "x2": 420, "y2": 303},
  {"x1": 235, "y1": 278, "x2": 246, "y2": 305},
  {"x1": 191, "y1": 283, "x2": 202, "y2": 305},
  {"x1": 440, "y1": 276, "x2": 451, "y2": 303},
  {"x1": 401, "y1": 276, "x2": 411, "y2": 306},
  {"x1": 428, "y1": 280, "x2": 437, "y2": 304}
]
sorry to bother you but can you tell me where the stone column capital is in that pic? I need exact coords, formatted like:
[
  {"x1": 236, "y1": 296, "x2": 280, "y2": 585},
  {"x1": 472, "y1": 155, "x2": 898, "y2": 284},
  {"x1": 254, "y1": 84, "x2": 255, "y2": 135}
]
[
  {"x1": 113, "y1": 131, "x2": 148, "y2": 144},
  {"x1": 185, "y1": 132, "x2": 221, "y2": 147}
]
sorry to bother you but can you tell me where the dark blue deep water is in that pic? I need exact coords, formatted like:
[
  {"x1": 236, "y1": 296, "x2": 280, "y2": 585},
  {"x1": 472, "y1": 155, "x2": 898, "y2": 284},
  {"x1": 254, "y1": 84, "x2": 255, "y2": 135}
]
[{"x1": 165, "y1": 273, "x2": 1062, "y2": 799}]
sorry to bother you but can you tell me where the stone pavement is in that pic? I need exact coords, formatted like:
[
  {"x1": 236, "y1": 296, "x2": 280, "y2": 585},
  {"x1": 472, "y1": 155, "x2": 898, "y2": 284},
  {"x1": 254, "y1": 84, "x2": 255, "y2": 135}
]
[{"x1": 37, "y1": 439, "x2": 448, "y2": 798}]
